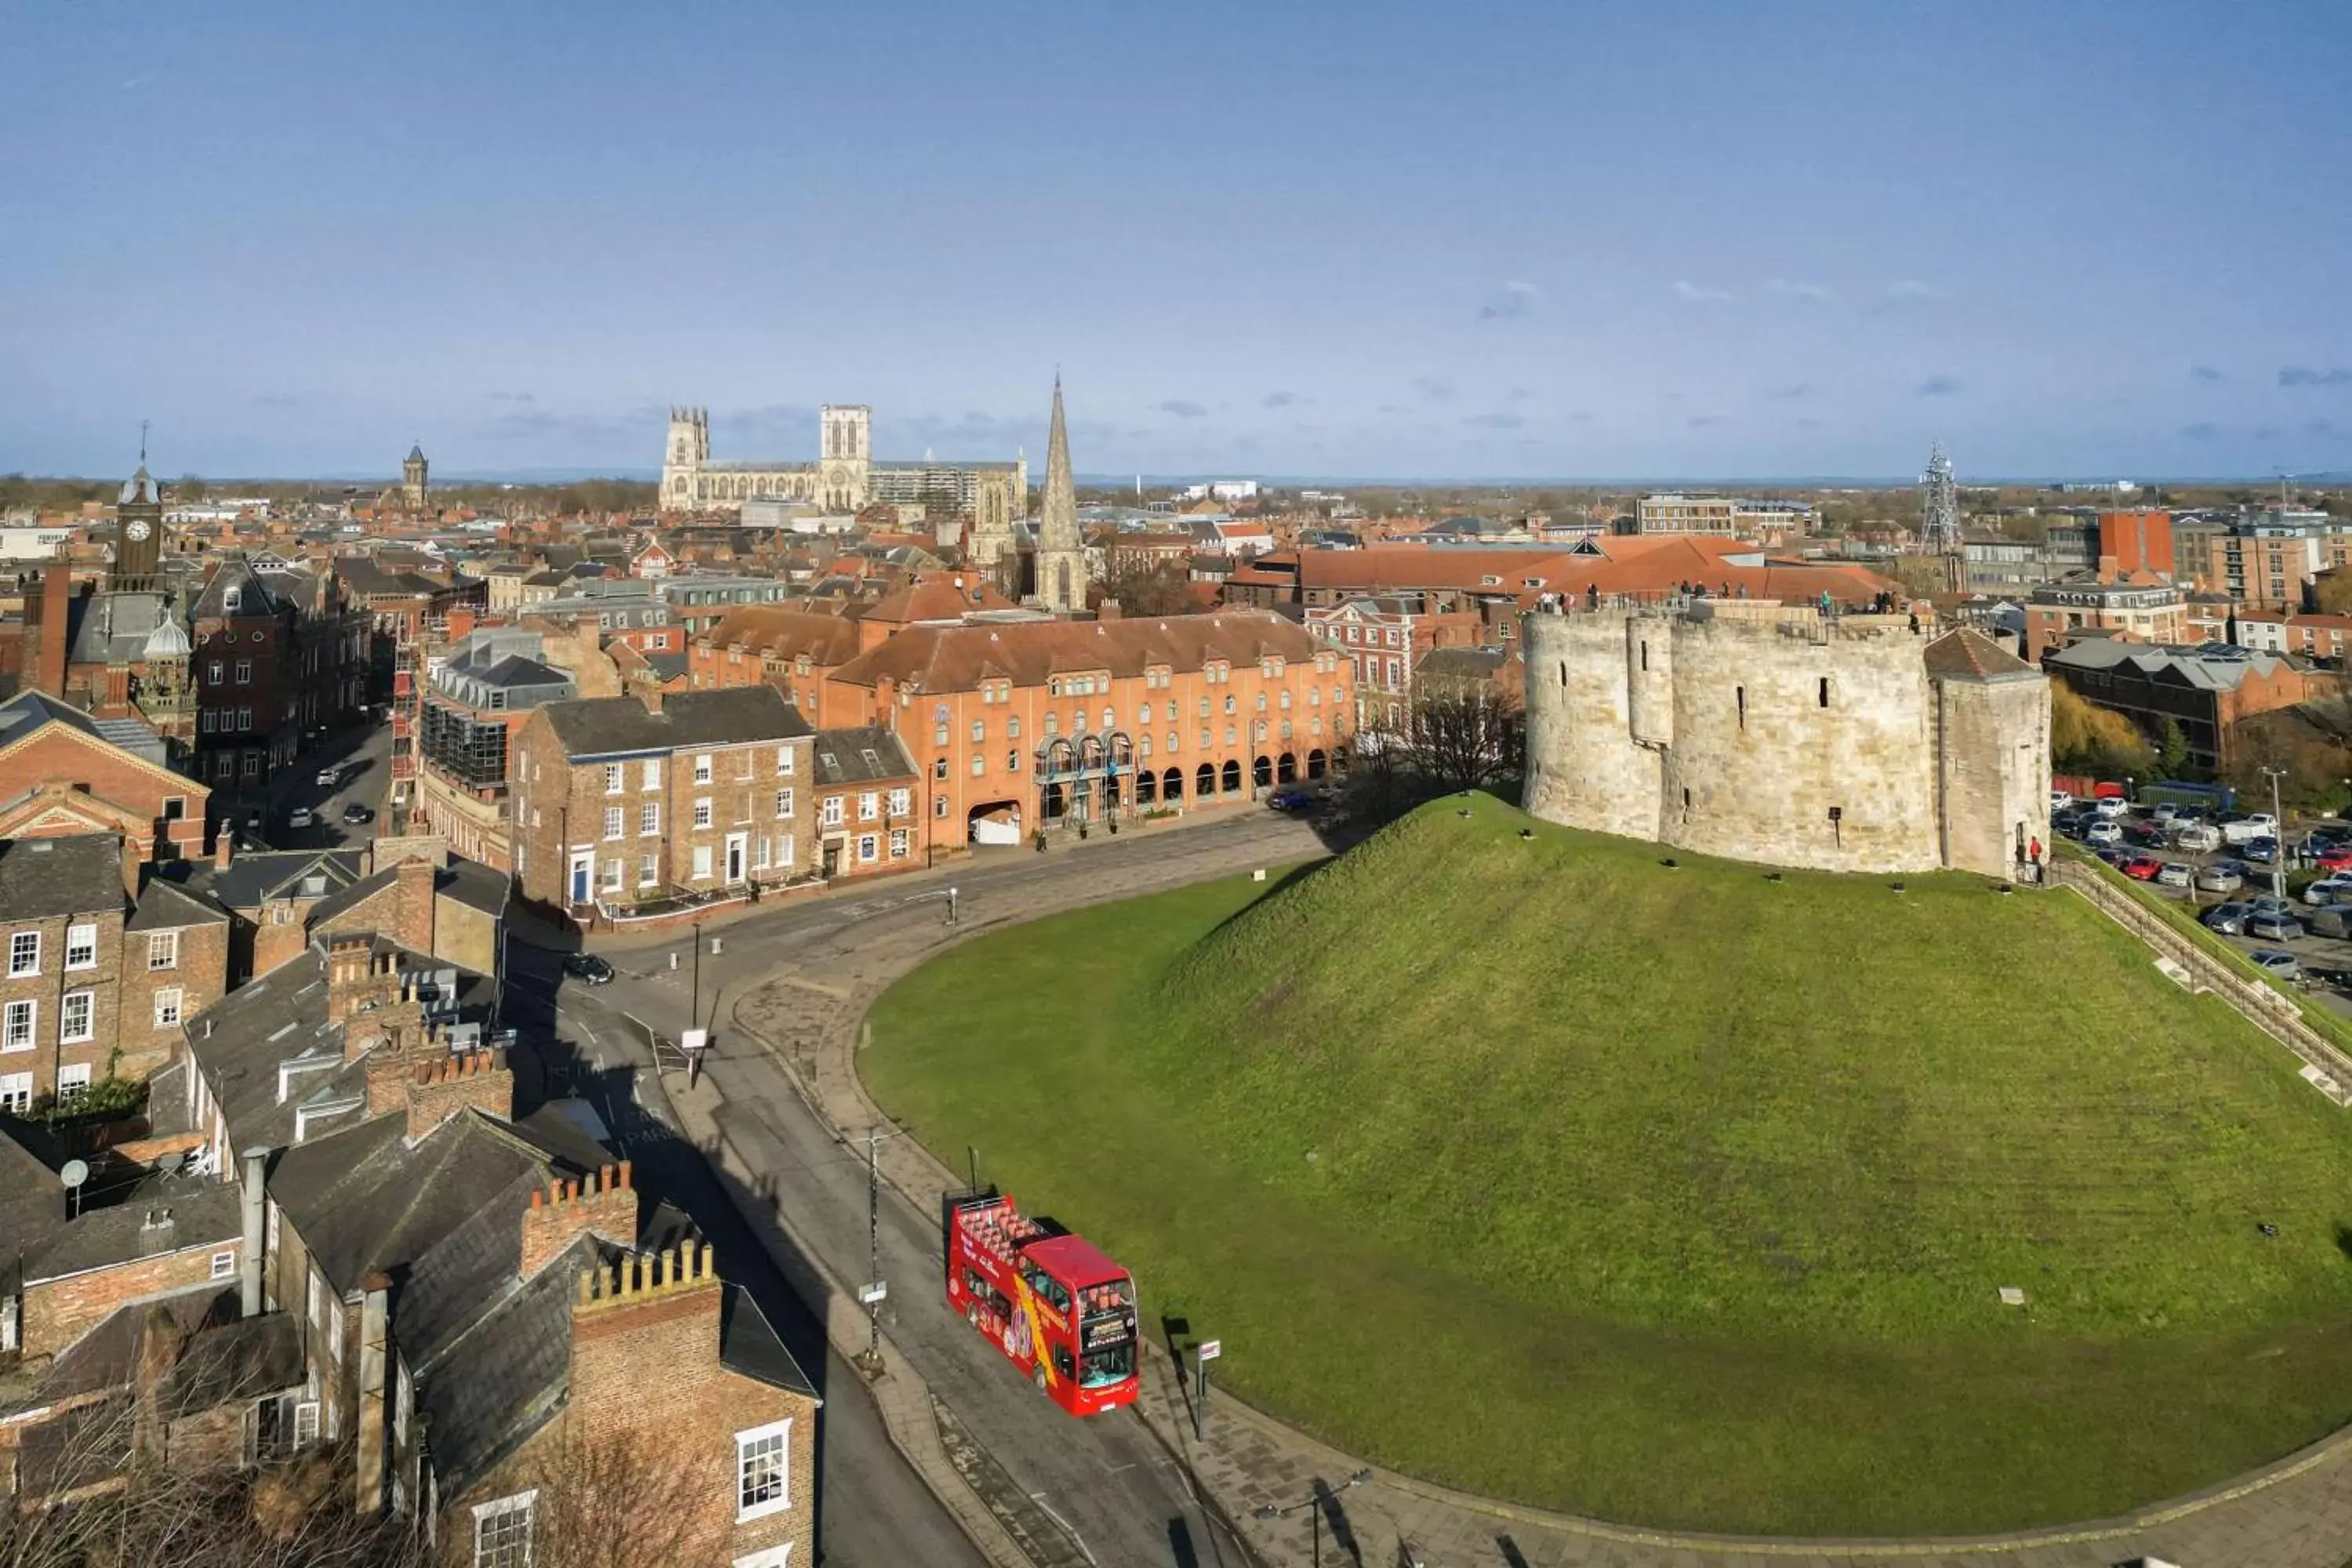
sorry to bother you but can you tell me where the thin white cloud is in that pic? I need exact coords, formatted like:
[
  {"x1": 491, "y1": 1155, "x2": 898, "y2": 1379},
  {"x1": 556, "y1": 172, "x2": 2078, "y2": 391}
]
[
  {"x1": 1673, "y1": 281, "x2": 1734, "y2": 303},
  {"x1": 1768, "y1": 279, "x2": 1834, "y2": 303}
]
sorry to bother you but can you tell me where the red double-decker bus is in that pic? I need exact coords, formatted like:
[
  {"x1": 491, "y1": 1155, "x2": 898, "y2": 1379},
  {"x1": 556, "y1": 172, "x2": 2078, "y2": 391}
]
[{"x1": 944, "y1": 1189, "x2": 1139, "y2": 1417}]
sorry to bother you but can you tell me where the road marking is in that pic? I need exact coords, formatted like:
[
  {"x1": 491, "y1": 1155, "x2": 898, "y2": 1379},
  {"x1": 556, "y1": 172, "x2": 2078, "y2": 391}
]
[{"x1": 1026, "y1": 1494, "x2": 1098, "y2": 1566}]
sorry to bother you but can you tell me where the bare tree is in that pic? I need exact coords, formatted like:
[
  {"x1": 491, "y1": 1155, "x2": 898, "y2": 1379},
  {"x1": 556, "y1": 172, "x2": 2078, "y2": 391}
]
[
  {"x1": 495, "y1": 1427, "x2": 713, "y2": 1568},
  {"x1": 1406, "y1": 684, "x2": 1523, "y2": 796}
]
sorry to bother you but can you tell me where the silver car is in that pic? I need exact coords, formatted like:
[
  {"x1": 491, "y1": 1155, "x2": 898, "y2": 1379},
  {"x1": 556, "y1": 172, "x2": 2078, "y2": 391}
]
[
  {"x1": 2156, "y1": 862, "x2": 2194, "y2": 888},
  {"x1": 2195, "y1": 862, "x2": 2245, "y2": 894},
  {"x1": 2250, "y1": 949, "x2": 2301, "y2": 982}
]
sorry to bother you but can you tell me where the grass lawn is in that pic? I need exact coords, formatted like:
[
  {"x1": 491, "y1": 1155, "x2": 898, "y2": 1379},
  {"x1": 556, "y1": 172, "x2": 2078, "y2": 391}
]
[{"x1": 865, "y1": 798, "x2": 2352, "y2": 1535}]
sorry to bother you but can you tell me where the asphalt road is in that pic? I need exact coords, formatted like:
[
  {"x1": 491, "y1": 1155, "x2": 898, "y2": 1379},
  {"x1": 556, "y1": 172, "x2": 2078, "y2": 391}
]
[
  {"x1": 231, "y1": 717, "x2": 394, "y2": 852},
  {"x1": 519, "y1": 811, "x2": 1334, "y2": 1568}
]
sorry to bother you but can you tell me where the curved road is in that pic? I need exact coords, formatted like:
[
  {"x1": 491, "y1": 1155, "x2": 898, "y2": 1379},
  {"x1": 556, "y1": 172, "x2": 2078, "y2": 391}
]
[{"x1": 512, "y1": 811, "x2": 1332, "y2": 1568}]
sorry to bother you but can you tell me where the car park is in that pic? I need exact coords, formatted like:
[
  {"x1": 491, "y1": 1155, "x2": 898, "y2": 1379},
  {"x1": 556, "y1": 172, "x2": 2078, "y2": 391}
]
[
  {"x1": 2248, "y1": 911, "x2": 2304, "y2": 942},
  {"x1": 286, "y1": 807, "x2": 314, "y2": 829},
  {"x1": 2318, "y1": 846, "x2": 2352, "y2": 873},
  {"x1": 2092, "y1": 796, "x2": 2130, "y2": 818},
  {"x1": 2194, "y1": 862, "x2": 2244, "y2": 894},
  {"x1": 2307, "y1": 907, "x2": 2352, "y2": 940},
  {"x1": 2050, "y1": 789, "x2": 2074, "y2": 811},
  {"x1": 2156, "y1": 862, "x2": 2194, "y2": 888},
  {"x1": 2085, "y1": 820, "x2": 2124, "y2": 846},
  {"x1": 2124, "y1": 821, "x2": 2167, "y2": 849},
  {"x1": 2202, "y1": 902, "x2": 2254, "y2": 935},
  {"x1": 2250, "y1": 949, "x2": 2301, "y2": 981},
  {"x1": 2174, "y1": 824, "x2": 2223, "y2": 853}
]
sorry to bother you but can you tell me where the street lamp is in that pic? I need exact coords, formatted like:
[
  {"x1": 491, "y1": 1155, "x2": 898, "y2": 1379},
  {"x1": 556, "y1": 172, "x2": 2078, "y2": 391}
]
[
  {"x1": 2264, "y1": 765, "x2": 2288, "y2": 899},
  {"x1": 1252, "y1": 1469, "x2": 1374, "y2": 1568}
]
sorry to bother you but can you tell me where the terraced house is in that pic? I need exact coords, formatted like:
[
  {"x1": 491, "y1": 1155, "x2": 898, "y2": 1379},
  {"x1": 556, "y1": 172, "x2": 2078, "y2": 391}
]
[{"x1": 510, "y1": 686, "x2": 817, "y2": 918}]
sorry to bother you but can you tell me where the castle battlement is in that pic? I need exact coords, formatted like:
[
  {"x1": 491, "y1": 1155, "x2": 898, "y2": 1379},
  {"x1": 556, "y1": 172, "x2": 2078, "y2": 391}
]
[{"x1": 1522, "y1": 606, "x2": 2049, "y2": 879}]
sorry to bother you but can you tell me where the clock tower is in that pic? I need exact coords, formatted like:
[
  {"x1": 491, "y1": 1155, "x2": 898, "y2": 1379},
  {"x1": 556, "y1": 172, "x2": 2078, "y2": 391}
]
[{"x1": 113, "y1": 461, "x2": 165, "y2": 594}]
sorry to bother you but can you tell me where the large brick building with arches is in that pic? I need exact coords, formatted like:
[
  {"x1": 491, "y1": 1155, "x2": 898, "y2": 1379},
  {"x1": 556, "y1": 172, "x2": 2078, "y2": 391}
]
[{"x1": 811, "y1": 611, "x2": 1352, "y2": 844}]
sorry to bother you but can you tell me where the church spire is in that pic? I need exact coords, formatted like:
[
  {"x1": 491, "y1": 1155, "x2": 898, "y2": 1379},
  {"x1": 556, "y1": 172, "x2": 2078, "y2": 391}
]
[
  {"x1": 1032, "y1": 376, "x2": 1087, "y2": 613},
  {"x1": 1039, "y1": 375, "x2": 1079, "y2": 553}
]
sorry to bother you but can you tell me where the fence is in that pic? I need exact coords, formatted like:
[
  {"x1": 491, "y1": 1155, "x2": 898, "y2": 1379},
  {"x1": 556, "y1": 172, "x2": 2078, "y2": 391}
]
[{"x1": 2049, "y1": 859, "x2": 2352, "y2": 1096}]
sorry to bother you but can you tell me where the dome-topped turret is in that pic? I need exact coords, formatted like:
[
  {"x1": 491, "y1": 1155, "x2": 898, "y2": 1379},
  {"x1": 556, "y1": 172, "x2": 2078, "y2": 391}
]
[
  {"x1": 119, "y1": 465, "x2": 157, "y2": 506},
  {"x1": 141, "y1": 617, "x2": 191, "y2": 659}
]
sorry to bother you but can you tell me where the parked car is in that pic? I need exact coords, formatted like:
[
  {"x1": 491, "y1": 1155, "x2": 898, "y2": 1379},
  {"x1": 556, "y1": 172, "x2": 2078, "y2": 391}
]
[
  {"x1": 285, "y1": 807, "x2": 315, "y2": 829},
  {"x1": 2194, "y1": 863, "x2": 2245, "y2": 894},
  {"x1": 2249, "y1": 895, "x2": 2296, "y2": 920},
  {"x1": 241, "y1": 807, "x2": 263, "y2": 831},
  {"x1": 2303, "y1": 876, "x2": 2352, "y2": 906},
  {"x1": 2122, "y1": 853, "x2": 2165, "y2": 880},
  {"x1": 2223, "y1": 812, "x2": 2280, "y2": 844},
  {"x1": 314, "y1": 764, "x2": 344, "y2": 787},
  {"x1": 2174, "y1": 824, "x2": 2223, "y2": 854},
  {"x1": 562, "y1": 953, "x2": 615, "y2": 985},
  {"x1": 2093, "y1": 795, "x2": 2131, "y2": 818},
  {"x1": 342, "y1": 802, "x2": 374, "y2": 824},
  {"x1": 2124, "y1": 821, "x2": 2168, "y2": 848},
  {"x1": 2156, "y1": 862, "x2": 2195, "y2": 888},
  {"x1": 2085, "y1": 820, "x2": 2124, "y2": 846},
  {"x1": 2317, "y1": 845, "x2": 2352, "y2": 873},
  {"x1": 2249, "y1": 949, "x2": 2301, "y2": 981},
  {"x1": 2248, "y1": 911, "x2": 2304, "y2": 942},
  {"x1": 2050, "y1": 789, "x2": 2074, "y2": 811},
  {"x1": 2243, "y1": 837, "x2": 2280, "y2": 864},
  {"x1": 2202, "y1": 901, "x2": 2254, "y2": 935},
  {"x1": 1268, "y1": 788, "x2": 1315, "y2": 812},
  {"x1": 2307, "y1": 907, "x2": 2352, "y2": 940}
]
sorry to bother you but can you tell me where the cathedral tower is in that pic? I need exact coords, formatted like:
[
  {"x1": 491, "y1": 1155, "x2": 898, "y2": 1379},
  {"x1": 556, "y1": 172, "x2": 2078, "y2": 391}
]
[
  {"x1": 1033, "y1": 378, "x2": 1086, "y2": 613},
  {"x1": 818, "y1": 405, "x2": 871, "y2": 513},
  {"x1": 402, "y1": 444, "x2": 429, "y2": 508},
  {"x1": 112, "y1": 460, "x2": 165, "y2": 594},
  {"x1": 663, "y1": 407, "x2": 709, "y2": 509}
]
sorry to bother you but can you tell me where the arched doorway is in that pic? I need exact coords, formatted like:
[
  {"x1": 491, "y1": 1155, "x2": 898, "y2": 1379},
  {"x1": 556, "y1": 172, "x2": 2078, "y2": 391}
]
[
  {"x1": 1163, "y1": 767, "x2": 1183, "y2": 802},
  {"x1": 967, "y1": 799, "x2": 1023, "y2": 846},
  {"x1": 1221, "y1": 759, "x2": 1243, "y2": 795},
  {"x1": 1136, "y1": 769, "x2": 1156, "y2": 805},
  {"x1": 1307, "y1": 748, "x2": 1327, "y2": 779},
  {"x1": 1276, "y1": 753, "x2": 1298, "y2": 783},
  {"x1": 1251, "y1": 755, "x2": 1272, "y2": 789},
  {"x1": 1195, "y1": 763, "x2": 1216, "y2": 799}
]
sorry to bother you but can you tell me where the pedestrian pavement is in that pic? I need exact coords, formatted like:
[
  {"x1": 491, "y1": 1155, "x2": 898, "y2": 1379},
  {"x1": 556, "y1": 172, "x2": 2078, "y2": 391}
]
[{"x1": 628, "y1": 809, "x2": 2352, "y2": 1568}]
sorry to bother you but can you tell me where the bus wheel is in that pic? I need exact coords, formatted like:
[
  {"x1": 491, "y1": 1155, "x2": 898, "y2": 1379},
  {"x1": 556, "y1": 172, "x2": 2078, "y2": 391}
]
[{"x1": 1032, "y1": 1364, "x2": 1047, "y2": 1395}]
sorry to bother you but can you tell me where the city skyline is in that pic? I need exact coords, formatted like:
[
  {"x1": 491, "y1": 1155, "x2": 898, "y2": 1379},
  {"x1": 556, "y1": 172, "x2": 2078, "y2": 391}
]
[{"x1": 4, "y1": 1, "x2": 2349, "y2": 481}]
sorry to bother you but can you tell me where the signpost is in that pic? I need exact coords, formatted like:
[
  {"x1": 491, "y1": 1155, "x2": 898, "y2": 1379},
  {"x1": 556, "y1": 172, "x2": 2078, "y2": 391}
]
[{"x1": 1193, "y1": 1339, "x2": 1221, "y2": 1439}]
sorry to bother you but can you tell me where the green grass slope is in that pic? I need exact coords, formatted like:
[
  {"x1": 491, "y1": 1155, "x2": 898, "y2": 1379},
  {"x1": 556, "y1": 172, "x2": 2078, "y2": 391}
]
[{"x1": 865, "y1": 799, "x2": 2352, "y2": 1534}]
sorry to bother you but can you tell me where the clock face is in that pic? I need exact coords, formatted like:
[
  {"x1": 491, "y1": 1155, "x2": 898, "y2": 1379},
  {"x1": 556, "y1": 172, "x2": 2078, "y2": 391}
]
[{"x1": 125, "y1": 520, "x2": 151, "y2": 541}]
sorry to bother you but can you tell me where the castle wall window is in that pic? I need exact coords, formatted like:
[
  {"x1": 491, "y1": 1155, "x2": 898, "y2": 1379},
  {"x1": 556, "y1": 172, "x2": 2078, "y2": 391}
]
[
  {"x1": 1736, "y1": 686, "x2": 1745, "y2": 729},
  {"x1": 1819, "y1": 677, "x2": 1831, "y2": 708}
]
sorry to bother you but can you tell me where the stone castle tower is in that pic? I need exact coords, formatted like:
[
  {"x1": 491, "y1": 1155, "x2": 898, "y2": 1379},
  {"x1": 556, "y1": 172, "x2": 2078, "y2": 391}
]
[
  {"x1": 1521, "y1": 601, "x2": 2049, "y2": 880},
  {"x1": 402, "y1": 443, "x2": 429, "y2": 508},
  {"x1": 1033, "y1": 377, "x2": 1086, "y2": 613}
]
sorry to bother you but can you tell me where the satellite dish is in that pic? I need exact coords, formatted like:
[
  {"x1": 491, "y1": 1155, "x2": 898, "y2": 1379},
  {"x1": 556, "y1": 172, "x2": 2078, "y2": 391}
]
[{"x1": 60, "y1": 1159, "x2": 89, "y2": 1189}]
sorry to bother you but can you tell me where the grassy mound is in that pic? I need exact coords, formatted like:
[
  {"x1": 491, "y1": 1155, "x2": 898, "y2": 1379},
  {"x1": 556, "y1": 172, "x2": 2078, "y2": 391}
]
[{"x1": 865, "y1": 799, "x2": 2352, "y2": 1534}]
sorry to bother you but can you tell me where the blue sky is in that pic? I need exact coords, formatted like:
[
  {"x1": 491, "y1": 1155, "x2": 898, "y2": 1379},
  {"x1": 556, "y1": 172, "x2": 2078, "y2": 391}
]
[{"x1": 4, "y1": 0, "x2": 2349, "y2": 483}]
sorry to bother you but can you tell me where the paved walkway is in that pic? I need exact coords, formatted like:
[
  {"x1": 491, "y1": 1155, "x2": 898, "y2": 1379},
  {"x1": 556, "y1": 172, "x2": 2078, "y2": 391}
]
[{"x1": 652, "y1": 814, "x2": 2352, "y2": 1568}]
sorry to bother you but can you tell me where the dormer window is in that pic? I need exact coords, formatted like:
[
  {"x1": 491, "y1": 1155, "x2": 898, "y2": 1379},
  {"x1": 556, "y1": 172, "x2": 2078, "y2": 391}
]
[{"x1": 223, "y1": 586, "x2": 241, "y2": 612}]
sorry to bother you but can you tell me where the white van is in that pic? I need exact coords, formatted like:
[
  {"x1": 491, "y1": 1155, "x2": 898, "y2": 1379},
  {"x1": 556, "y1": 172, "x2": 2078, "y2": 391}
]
[{"x1": 2223, "y1": 812, "x2": 2278, "y2": 844}]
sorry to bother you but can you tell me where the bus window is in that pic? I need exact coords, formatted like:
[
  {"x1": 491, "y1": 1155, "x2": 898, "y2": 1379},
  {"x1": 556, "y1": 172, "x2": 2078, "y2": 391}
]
[
  {"x1": 1022, "y1": 1265, "x2": 1072, "y2": 1316},
  {"x1": 1081, "y1": 1341, "x2": 1135, "y2": 1388},
  {"x1": 1053, "y1": 1347, "x2": 1076, "y2": 1384}
]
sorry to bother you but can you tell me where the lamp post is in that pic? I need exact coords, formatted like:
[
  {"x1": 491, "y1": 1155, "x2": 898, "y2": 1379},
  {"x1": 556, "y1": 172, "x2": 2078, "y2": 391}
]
[
  {"x1": 2264, "y1": 765, "x2": 2288, "y2": 899},
  {"x1": 1252, "y1": 1469, "x2": 1373, "y2": 1568}
]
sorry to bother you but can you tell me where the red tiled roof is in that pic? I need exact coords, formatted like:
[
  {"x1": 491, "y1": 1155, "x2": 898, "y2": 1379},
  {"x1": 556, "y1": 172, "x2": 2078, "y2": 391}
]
[
  {"x1": 827, "y1": 610, "x2": 1322, "y2": 694},
  {"x1": 696, "y1": 606, "x2": 863, "y2": 664}
]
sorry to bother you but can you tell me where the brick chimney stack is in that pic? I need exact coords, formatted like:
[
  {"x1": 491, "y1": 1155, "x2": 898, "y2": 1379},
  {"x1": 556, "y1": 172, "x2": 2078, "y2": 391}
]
[
  {"x1": 521, "y1": 1162, "x2": 639, "y2": 1279},
  {"x1": 23, "y1": 562, "x2": 73, "y2": 698},
  {"x1": 395, "y1": 1048, "x2": 513, "y2": 1136}
]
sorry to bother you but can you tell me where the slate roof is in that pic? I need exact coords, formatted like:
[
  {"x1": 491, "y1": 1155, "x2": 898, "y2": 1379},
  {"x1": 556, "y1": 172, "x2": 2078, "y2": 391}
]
[
  {"x1": 2044, "y1": 639, "x2": 2290, "y2": 691},
  {"x1": 1923, "y1": 627, "x2": 2037, "y2": 681},
  {"x1": 187, "y1": 559, "x2": 293, "y2": 622},
  {"x1": 812, "y1": 728, "x2": 916, "y2": 786},
  {"x1": 34, "y1": 1283, "x2": 237, "y2": 1404},
  {"x1": 697, "y1": 605, "x2": 864, "y2": 665},
  {"x1": 826, "y1": 611, "x2": 1322, "y2": 695},
  {"x1": 20, "y1": 1174, "x2": 243, "y2": 1286},
  {"x1": 0, "y1": 689, "x2": 169, "y2": 769},
  {"x1": 1415, "y1": 647, "x2": 1510, "y2": 683},
  {"x1": 301, "y1": 864, "x2": 405, "y2": 931},
  {"x1": 413, "y1": 1230, "x2": 599, "y2": 1494},
  {"x1": 437, "y1": 858, "x2": 512, "y2": 918},
  {"x1": 127, "y1": 877, "x2": 230, "y2": 933},
  {"x1": 718, "y1": 1283, "x2": 818, "y2": 1398},
  {"x1": 63, "y1": 590, "x2": 185, "y2": 669},
  {"x1": 154, "y1": 1312, "x2": 304, "y2": 1418},
  {"x1": 0, "y1": 835, "x2": 125, "y2": 922},
  {"x1": 185, "y1": 848, "x2": 365, "y2": 912},
  {"x1": 537, "y1": 686, "x2": 811, "y2": 760}
]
